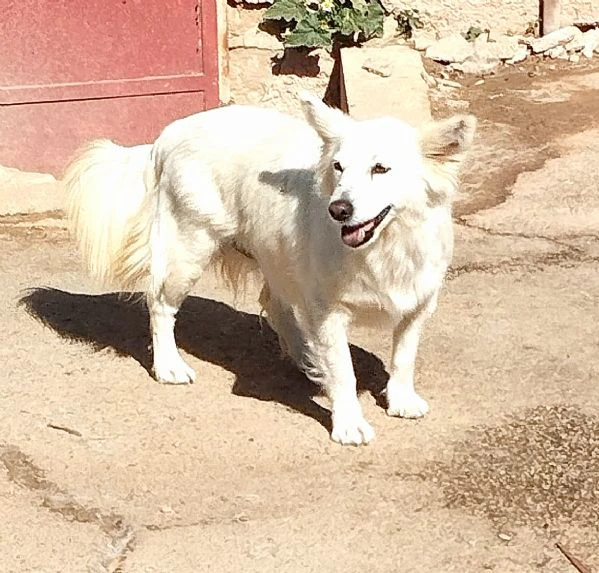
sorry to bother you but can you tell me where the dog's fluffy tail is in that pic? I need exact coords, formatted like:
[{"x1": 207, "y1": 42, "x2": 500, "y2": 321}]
[{"x1": 64, "y1": 140, "x2": 155, "y2": 291}]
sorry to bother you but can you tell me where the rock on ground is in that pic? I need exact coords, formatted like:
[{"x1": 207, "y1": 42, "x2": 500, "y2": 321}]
[
  {"x1": 582, "y1": 29, "x2": 599, "y2": 58},
  {"x1": 453, "y1": 54, "x2": 500, "y2": 75},
  {"x1": 412, "y1": 29, "x2": 438, "y2": 51},
  {"x1": 342, "y1": 45, "x2": 432, "y2": 125},
  {"x1": 528, "y1": 26, "x2": 581, "y2": 54},
  {"x1": 546, "y1": 45, "x2": 568, "y2": 60},
  {"x1": 425, "y1": 33, "x2": 474, "y2": 64},
  {"x1": 483, "y1": 35, "x2": 521, "y2": 61},
  {"x1": 507, "y1": 45, "x2": 529, "y2": 64}
]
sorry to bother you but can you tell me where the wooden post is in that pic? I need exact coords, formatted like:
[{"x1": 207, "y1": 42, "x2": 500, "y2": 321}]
[
  {"x1": 323, "y1": 43, "x2": 349, "y2": 113},
  {"x1": 541, "y1": 0, "x2": 561, "y2": 35}
]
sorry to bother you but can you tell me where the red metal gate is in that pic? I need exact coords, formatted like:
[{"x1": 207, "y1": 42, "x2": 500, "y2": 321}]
[{"x1": 0, "y1": 0, "x2": 219, "y2": 175}]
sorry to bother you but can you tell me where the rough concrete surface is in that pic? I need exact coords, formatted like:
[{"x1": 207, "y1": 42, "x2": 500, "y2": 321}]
[{"x1": 2, "y1": 61, "x2": 599, "y2": 572}]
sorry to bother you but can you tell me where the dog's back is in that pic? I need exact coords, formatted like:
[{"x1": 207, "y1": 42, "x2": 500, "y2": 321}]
[
  {"x1": 153, "y1": 105, "x2": 319, "y2": 178},
  {"x1": 150, "y1": 105, "x2": 327, "y2": 297}
]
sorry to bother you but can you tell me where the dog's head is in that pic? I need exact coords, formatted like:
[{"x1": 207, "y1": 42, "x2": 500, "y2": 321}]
[{"x1": 300, "y1": 92, "x2": 476, "y2": 249}]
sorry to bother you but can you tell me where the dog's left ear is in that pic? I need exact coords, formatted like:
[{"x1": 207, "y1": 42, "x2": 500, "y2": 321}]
[
  {"x1": 299, "y1": 91, "x2": 350, "y2": 143},
  {"x1": 419, "y1": 115, "x2": 477, "y2": 201},
  {"x1": 420, "y1": 115, "x2": 476, "y2": 169}
]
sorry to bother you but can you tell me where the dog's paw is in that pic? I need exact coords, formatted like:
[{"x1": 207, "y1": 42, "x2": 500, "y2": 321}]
[
  {"x1": 386, "y1": 386, "x2": 429, "y2": 418},
  {"x1": 153, "y1": 355, "x2": 196, "y2": 385},
  {"x1": 331, "y1": 404, "x2": 375, "y2": 446}
]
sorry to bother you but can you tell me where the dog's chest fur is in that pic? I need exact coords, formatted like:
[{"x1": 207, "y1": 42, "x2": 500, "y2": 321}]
[{"x1": 336, "y1": 209, "x2": 453, "y2": 324}]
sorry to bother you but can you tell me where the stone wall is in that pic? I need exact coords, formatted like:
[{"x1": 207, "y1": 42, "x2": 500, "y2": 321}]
[
  {"x1": 381, "y1": 1, "x2": 599, "y2": 35},
  {"x1": 226, "y1": 3, "x2": 334, "y2": 115},
  {"x1": 224, "y1": 1, "x2": 599, "y2": 110}
]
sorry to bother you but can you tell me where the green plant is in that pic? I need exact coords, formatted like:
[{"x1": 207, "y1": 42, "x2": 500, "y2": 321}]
[
  {"x1": 263, "y1": 0, "x2": 385, "y2": 49},
  {"x1": 524, "y1": 20, "x2": 540, "y2": 36},
  {"x1": 463, "y1": 25, "x2": 485, "y2": 42},
  {"x1": 395, "y1": 9, "x2": 423, "y2": 39}
]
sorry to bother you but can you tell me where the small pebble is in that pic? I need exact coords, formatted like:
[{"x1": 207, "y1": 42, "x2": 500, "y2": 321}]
[{"x1": 439, "y1": 78, "x2": 462, "y2": 88}]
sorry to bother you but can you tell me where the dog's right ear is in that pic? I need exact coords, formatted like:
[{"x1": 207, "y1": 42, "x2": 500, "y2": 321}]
[{"x1": 299, "y1": 91, "x2": 349, "y2": 143}]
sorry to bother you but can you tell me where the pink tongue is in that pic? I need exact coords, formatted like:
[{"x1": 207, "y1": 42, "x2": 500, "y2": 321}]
[{"x1": 342, "y1": 220, "x2": 376, "y2": 247}]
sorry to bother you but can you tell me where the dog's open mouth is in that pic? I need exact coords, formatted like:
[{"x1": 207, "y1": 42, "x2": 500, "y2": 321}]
[{"x1": 341, "y1": 206, "x2": 392, "y2": 248}]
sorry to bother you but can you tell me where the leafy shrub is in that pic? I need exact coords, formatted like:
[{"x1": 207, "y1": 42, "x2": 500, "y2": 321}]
[
  {"x1": 263, "y1": 0, "x2": 385, "y2": 49},
  {"x1": 395, "y1": 8, "x2": 423, "y2": 39}
]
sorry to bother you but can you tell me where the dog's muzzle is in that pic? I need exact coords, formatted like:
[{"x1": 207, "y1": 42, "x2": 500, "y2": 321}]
[{"x1": 340, "y1": 206, "x2": 392, "y2": 248}]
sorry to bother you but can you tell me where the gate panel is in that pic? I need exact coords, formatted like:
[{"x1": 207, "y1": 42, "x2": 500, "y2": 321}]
[{"x1": 0, "y1": 0, "x2": 219, "y2": 174}]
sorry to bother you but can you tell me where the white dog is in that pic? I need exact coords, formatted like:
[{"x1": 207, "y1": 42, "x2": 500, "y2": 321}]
[{"x1": 64, "y1": 93, "x2": 475, "y2": 445}]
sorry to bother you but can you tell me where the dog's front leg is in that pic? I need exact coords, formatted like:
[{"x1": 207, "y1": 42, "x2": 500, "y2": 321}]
[
  {"x1": 386, "y1": 300, "x2": 436, "y2": 418},
  {"x1": 303, "y1": 311, "x2": 374, "y2": 446}
]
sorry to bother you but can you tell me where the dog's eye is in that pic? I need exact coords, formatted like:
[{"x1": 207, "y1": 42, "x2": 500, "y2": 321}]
[
  {"x1": 333, "y1": 161, "x2": 343, "y2": 173},
  {"x1": 372, "y1": 163, "x2": 390, "y2": 175}
]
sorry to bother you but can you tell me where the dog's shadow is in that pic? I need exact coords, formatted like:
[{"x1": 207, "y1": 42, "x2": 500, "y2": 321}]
[{"x1": 19, "y1": 288, "x2": 388, "y2": 431}]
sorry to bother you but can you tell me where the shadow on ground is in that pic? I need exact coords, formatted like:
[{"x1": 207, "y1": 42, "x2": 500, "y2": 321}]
[{"x1": 19, "y1": 288, "x2": 389, "y2": 432}]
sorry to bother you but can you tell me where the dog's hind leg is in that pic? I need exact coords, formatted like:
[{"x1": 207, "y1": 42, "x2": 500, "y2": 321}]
[
  {"x1": 259, "y1": 284, "x2": 305, "y2": 365},
  {"x1": 148, "y1": 216, "x2": 218, "y2": 384}
]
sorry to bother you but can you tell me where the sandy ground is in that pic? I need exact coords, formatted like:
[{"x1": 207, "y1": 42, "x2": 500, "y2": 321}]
[{"x1": 2, "y1": 61, "x2": 599, "y2": 572}]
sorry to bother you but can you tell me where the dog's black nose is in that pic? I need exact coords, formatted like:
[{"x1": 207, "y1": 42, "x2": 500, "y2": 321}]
[{"x1": 329, "y1": 199, "x2": 354, "y2": 222}]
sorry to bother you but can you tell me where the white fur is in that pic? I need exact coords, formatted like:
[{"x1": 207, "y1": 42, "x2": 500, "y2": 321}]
[
  {"x1": 65, "y1": 140, "x2": 154, "y2": 287},
  {"x1": 64, "y1": 96, "x2": 476, "y2": 445}
]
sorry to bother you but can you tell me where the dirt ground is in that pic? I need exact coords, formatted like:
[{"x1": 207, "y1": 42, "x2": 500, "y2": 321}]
[{"x1": 2, "y1": 59, "x2": 599, "y2": 573}]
